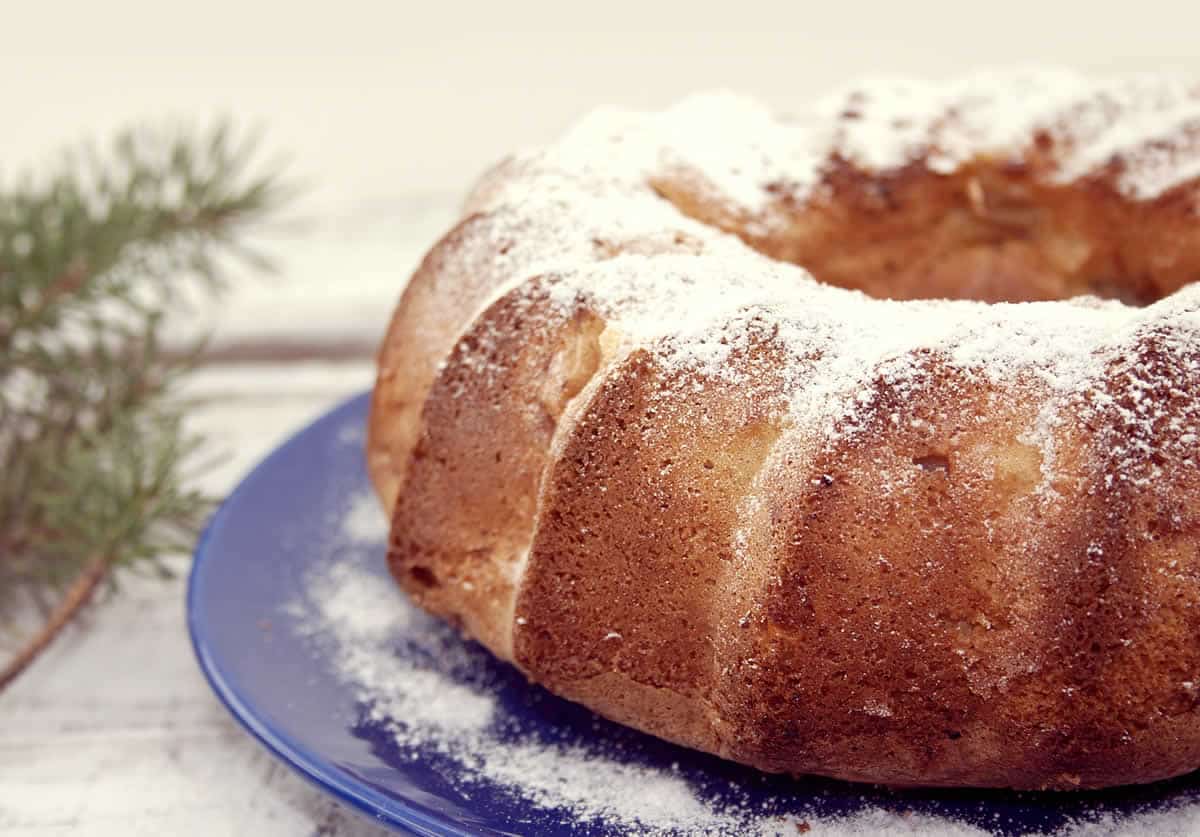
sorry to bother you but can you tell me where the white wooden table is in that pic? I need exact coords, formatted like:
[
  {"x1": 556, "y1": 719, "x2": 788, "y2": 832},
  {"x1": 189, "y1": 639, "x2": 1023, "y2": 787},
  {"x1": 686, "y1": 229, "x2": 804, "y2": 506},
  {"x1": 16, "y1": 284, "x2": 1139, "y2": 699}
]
[
  {"x1": 5, "y1": 12, "x2": 1200, "y2": 829},
  {"x1": 0, "y1": 208, "x2": 444, "y2": 836}
]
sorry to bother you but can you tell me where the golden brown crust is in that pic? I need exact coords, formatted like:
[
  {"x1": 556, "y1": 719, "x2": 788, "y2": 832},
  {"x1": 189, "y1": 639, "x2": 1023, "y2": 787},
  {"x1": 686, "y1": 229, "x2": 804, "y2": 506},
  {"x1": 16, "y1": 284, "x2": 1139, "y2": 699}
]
[
  {"x1": 714, "y1": 350, "x2": 1200, "y2": 789},
  {"x1": 369, "y1": 81, "x2": 1200, "y2": 790},
  {"x1": 384, "y1": 277, "x2": 610, "y2": 658},
  {"x1": 368, "y1": 213, "x2": 502, "y2": 510},
  {"x1": 513, "y1": 326, "x2": 801, "y2": 757}
]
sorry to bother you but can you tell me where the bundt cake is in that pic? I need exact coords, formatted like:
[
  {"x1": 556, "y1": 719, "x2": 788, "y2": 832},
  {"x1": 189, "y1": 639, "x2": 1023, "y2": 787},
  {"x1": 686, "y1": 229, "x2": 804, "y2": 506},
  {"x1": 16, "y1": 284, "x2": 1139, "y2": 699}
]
[{"x1": 367, "y1": 69, "x2": 1200, "y2": 790}]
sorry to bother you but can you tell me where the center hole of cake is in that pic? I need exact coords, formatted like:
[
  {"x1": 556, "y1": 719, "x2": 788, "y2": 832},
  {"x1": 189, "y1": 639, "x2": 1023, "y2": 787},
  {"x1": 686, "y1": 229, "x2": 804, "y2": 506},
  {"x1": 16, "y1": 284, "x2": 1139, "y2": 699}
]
[{"x1": 653, "y1": 170, "x2": 1172, "y2": 306}]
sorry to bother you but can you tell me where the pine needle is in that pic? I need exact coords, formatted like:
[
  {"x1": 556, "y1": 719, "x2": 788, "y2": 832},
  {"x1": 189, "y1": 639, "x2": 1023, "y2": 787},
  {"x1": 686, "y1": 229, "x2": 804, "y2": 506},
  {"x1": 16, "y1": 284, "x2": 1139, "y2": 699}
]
[{"x1": 0, "y1": 121, "x2": 288, "y2": 687}]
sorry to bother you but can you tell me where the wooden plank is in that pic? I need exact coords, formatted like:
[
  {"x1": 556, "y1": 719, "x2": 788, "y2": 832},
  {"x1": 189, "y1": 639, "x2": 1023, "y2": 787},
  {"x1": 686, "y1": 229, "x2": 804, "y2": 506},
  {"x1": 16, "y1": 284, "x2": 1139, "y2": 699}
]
[{"x1": 0, "y1": 363, "x2": 389, "y2": 836}]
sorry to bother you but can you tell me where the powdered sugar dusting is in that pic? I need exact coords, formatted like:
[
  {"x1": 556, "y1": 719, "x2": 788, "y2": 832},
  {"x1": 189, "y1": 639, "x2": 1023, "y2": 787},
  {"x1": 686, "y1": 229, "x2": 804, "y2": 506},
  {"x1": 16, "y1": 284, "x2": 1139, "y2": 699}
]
[
  {"x1": 470, "y1": 69, "x2": 1200, "y2": 242},
  {"x1": 283, "y1": 488, "x2": 1200, "y2": 834},
  {"x1": 340, "y1": 489, "x2": 389, "y2": 544},
  {"x1": 773, "y1": 68, "x2": 1200, "y2": 202},
  {"x1": 419, "y1": 70, "x2": 1200, "y2": 510},
  {"x1": 802, "y1": 810, "x2": 992, "y2": 835},
  {"x1": 448, "y1": 70, "x2": 1200, "y2": 494},
  {"x1": 292, "y1": 557, "x2": 494, "y2": 738},
  {"x1": 288, "y1": 492, "x2": 775, "y2": 833},
  {"x1": 477, "y1": 231, "x2": 1200, "y2": 501},
  {"x1": 476, "y1": 741, "x2": 727, "y2": 827},
  {"x1": 1062, "y1": 804, "x2": 1200, "y2": 836}
]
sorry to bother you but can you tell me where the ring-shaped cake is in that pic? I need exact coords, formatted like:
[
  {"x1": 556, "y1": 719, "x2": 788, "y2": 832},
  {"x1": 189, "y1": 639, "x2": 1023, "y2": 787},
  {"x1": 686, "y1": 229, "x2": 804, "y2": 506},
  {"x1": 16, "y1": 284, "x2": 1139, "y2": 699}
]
[{"x1": 368, "y1": 70, "x2": 1200, "y2": 789}]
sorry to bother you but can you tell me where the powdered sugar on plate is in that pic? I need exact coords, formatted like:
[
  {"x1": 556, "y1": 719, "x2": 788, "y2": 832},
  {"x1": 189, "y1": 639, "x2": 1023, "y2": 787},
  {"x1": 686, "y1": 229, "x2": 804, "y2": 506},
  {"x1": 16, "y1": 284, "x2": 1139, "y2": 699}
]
[
  {"x1": 307, "y1": 70, "x2": 1200, "y2": 833},
  {"x1": 288, "y1": 490, "x2": 773, "y2": 834},
  {"x1": 281, "y1": 486, "x2": 1200, "y2": 835}
]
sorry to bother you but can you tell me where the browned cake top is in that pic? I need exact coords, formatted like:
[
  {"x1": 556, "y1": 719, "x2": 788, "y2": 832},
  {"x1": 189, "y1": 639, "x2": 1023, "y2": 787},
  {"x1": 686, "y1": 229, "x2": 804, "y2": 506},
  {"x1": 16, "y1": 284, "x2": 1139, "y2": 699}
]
[{"x1": 371, "y1": 69, "x2": 1200, "y2": 789}]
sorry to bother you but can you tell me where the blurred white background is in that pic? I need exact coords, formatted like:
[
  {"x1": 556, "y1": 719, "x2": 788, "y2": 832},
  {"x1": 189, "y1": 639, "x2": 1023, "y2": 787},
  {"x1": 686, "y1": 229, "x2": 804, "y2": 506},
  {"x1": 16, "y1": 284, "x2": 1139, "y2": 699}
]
[
  {"x1": 9, "y1": 0, "x2": 1198, "y2": 350},
  {"x1": 5, "y1": 0, "x2": 1200, "y2": 219},
  {"x1": 6, "y1": 4, "x2": 1200, "y2": 835}
]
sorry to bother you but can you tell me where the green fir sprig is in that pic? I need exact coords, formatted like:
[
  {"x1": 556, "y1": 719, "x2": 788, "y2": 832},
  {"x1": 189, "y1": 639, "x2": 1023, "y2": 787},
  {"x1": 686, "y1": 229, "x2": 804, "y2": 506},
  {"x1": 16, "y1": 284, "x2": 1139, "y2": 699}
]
[{"x1": 0, "y1": 123, "x2": 288, "y2": 688}]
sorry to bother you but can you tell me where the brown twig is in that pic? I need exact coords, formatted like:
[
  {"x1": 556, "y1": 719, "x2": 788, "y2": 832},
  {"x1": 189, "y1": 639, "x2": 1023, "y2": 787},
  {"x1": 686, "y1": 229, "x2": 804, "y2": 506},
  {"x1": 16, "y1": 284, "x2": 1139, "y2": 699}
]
[
  {"x1": 0, "y1": 549, "x2": 114, "y2": 691},
  {"x1": 0, "y1": 263, "x2": 90, "y2": 354}
]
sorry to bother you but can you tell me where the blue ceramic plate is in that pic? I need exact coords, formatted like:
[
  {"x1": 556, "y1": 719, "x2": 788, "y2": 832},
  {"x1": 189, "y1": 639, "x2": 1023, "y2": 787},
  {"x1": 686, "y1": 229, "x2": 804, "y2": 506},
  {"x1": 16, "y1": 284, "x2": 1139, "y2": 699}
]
[{"x1": 188, "y1": 392, "x2": 1200, "y2": 836}]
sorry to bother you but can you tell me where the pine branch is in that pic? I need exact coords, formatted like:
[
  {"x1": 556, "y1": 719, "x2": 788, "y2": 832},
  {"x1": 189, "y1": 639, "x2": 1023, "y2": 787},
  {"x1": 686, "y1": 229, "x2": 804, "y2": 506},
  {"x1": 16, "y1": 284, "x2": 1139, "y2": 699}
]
[
  {"x1": 0, "y1": 121, "x2": 288, "y2": 687},
  {"x1": 0, "y1": 548, "x2": 114, "y2": 690}
]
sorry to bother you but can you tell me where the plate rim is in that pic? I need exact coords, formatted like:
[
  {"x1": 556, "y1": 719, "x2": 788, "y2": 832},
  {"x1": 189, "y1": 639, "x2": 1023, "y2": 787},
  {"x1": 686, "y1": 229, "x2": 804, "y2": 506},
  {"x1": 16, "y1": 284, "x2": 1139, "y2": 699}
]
[
  {"x1": 186, "y1": 391, "x2": 1194, "y2": 837},
  {"x1": 186, "y1": 391, "x2": 479, "y2": 837}
]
